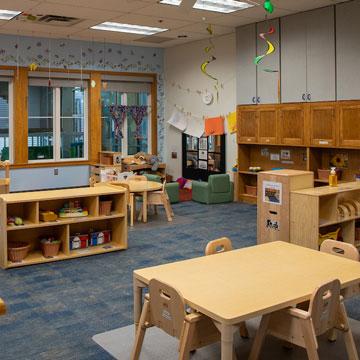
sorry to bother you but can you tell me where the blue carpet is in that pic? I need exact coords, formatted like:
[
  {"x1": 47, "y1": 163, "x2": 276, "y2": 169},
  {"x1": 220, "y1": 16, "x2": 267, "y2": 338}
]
[{"x1": 0, "y1": 201, "x2": 358, "y2": 360}]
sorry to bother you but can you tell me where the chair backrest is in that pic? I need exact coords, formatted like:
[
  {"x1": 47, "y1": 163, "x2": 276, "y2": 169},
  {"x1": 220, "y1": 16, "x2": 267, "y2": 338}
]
[
  {"x1": 0, "y1": 160, "x2": 10, "y2": 194},
  {"x1": 205, "y1": 237, "x2": 233, "y2": 256},
  {"x1": 320, "y1": 239, "x2": 360, "y2": 261},
  {"x1": 308, "y1": 279, "x2": 341, "y2": 335},
  {"x1": 149, "y1": 278, "x2": 186, "y2": 339},
  {"x1": 128, "y1": 175, "x2": 147, "y2": 181},
  {"x1": 208, "y1": 174, "x2": 230, "y2": 193}
]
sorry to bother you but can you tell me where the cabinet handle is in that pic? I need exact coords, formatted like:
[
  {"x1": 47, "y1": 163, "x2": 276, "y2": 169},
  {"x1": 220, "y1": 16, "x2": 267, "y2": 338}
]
[
  {"x1": 302, "y1": 93, "x2": 306, "y2": 101},
  {"x1": 307, "y1": 94, "x2": 311, "y2": 101},
  {"x1": 247, "y1": 138, "x2": 251, "y2": 142},
  {"x1": 257, "y1": 97, "x2": 260, "y2": 103},
  {"x1": 252, "y1": 96, "x2": 256, "y2": 104}
]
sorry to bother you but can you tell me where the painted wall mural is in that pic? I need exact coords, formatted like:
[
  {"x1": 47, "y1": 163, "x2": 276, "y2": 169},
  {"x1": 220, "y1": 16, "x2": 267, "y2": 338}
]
[{"x1": 0, "y1": 34, "x2": 165, "y2": 159}]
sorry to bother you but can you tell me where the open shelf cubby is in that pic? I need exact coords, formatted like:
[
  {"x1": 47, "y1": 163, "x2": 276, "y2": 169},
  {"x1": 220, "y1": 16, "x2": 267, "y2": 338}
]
[{"x1": 0, "y1": 187, "x2": 127, "y2": 269}]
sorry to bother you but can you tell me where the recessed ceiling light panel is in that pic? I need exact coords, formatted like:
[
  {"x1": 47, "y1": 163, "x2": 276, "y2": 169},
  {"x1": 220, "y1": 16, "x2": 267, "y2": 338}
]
[
  {"x1": 193, "y1": 0, "x2": 254, "y2": 13},
  {"x1": 91, "y1": 22, "x2": 168, "y2": 36},
  {"x1": 0, "y1": 9, "x2": 21, "y2": 20},
  {"x1": 160, "y1": 0, "x2": 183, "y2": 5}
]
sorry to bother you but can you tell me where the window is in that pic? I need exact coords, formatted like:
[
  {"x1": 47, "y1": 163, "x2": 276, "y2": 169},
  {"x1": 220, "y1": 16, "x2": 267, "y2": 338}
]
[
  {"x1": 0, "y1": 80, "x2": 12, "y2": 162},
  {"x1": 28, "y1": 80, "x2": 87, "y2": 162},
  {"x1": 101, "y1": 80, "x2": 151, "y2": 156}
]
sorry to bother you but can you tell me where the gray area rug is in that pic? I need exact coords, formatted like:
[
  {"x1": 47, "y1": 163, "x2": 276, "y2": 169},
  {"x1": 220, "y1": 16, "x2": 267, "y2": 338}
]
[{"x1": 93, "y1": 317, "x2": 360, "y2": 359}]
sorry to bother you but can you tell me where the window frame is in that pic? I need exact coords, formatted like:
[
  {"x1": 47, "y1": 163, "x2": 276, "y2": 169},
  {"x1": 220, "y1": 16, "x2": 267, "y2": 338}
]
[
  {"x1": 28, "y1": 84, "x2": 88, "y2": 164},
  {"x1": 0, "y1": 79, "x2": 14, "y2": 163}
]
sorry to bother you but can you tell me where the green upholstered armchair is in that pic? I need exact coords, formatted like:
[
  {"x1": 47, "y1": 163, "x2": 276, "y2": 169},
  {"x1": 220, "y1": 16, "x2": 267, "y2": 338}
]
[{"x1": 192, "y1": 174, "x2": 234, "y2": 204}]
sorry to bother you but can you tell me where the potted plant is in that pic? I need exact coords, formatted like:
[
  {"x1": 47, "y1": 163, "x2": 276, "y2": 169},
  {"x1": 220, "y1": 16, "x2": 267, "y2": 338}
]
[{"x1": 40, "y1": 236, "x2": 61, "y2": 258}]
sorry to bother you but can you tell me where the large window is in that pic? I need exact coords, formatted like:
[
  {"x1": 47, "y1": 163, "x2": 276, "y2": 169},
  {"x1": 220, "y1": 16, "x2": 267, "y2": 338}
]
[
  {"x1": 0, "y1": 80, "x2": 12, "y2": 161},
  {"x1": 101, "y1": 81, "x2": 151, "y2": 156},
  {"x1": 28, "y1": 80, "x2": 87, "y2": 162}
]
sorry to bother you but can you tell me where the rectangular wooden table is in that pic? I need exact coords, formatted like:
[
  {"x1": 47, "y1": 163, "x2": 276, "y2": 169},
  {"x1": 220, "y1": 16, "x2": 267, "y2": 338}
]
[{"x1": 133, "y1": 241, "x2": 360, "y2": 360}]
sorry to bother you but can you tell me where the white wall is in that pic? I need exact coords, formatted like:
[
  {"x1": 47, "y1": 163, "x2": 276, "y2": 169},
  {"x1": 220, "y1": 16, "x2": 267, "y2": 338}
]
[{"x1": 164, "y1": 33, "x2": 237, "y2": 180}]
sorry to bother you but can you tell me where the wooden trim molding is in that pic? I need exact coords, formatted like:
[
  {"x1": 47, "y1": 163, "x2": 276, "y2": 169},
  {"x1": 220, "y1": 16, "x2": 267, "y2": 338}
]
[
  {"x1": 151, "y1": 77, "x2": 158, "y2": 155},
  {"x1": 89, "y1": 72, "x2": 102, "y2": 163},
  {"x1": 10, "y1": 161, "x2": 90, "y2": 169}
]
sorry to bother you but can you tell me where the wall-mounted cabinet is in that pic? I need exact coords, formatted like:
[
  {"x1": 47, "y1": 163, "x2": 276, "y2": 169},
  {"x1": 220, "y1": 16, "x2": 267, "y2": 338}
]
[
  {"x1": 258, "y1": 106, "x2": 278, "y2": 144},
  {"x1": 237, "y1": 106, "x2": 258, "y2": 143},
  {"x1": 236, "y1": 19, "x2": 280, "y2": 105},
  {"x1": 278, "y1": 104, "x2": 306, "y2": 145},
  {"x1": 339, "y1": 102, "x2": 360, "y2": 148},
  {"x1": 281, "y1": 7, "x2": 335, "y2": 103}
]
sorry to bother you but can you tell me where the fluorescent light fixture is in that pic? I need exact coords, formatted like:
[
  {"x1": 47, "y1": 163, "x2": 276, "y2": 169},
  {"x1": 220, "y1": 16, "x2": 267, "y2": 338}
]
[
  {"x1": 91, "y1": 22, "x2": 168, "y2": 35},
  {"x1": 160, "y1": 0, "x2": 183, "y2": 5},
  {"x1": 193, "y1": 0, "x2": 253, "y2": 13},
  {"x1": 0, "y1": 9, "x2": 21, "y2": 20}
]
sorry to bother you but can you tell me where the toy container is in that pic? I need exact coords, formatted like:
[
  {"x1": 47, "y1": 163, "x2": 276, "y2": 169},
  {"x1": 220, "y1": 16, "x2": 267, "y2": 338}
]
[
  {"x1": 70, "y1": 233, "x2": 89, "y2": 250},
  {"x1": 89, "y1": 230, "x2": 111, "y2": 246}
]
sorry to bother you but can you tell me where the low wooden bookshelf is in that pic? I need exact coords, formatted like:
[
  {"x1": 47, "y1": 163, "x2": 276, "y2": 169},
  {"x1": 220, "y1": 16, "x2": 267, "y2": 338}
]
[
  {"x1": 0, "y1": 187, "x2": 128, "y2": 269},
  {"x1": 290, "y1": 182, "x2": 360, "y2": 250}
]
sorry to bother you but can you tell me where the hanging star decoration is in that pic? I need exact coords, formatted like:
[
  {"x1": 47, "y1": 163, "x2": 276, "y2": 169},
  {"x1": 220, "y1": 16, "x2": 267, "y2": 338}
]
[
  {"x1": 263, "y1": 0, "x2": 274, "y2": 14},
  {"x1": 254, "y1": 26, "x2": 276, "y2": 68},
  {"x1": 29, "y1": 63, "x2": 38, "y2": 71},
  {"x1": 200, "y1": 24, "x2": 219, "y2": 102}
]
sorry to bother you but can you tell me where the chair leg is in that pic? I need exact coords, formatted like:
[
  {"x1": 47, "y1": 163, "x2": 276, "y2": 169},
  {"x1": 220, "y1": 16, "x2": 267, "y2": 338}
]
[
  {"x1": 338, "y1": 302, "x2": 359, "y2": 360},
  {"x1": 327, "y1": 328, "x2": 337, "y2": 342},
  {"x1": 239, "y1": 321, "x2": 249, "y2": 339},
  {"x1": 248, "y1": 314, "x2": 270, "y2": 360},
  {"x1": 162, "y1": 195, "x2": 173, "y2": 221},
  {"x1": 131, "y1": 299, "x2": 151, "y2": 360},
  {"x1": 179, "y1": 321, "x2": 195, "y2": 360},
  {"x1": 138, "y1": 206, "x2": 143, "y2": 222},
  {"x1": 130, "y1": 195, "x2": 135, "y2": 227},
  {"x1": 301, "y1": 319, "x2": 319, "y2": 360}
]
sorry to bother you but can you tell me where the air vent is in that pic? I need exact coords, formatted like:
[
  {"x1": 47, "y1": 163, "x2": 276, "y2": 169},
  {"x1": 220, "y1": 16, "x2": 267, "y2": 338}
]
[
  {"x1": 18, "y1": 13, "x2": 83, "y2": 27},
  {"x1": 135, "y1": 35, "x2": 174, "y2": 44}
]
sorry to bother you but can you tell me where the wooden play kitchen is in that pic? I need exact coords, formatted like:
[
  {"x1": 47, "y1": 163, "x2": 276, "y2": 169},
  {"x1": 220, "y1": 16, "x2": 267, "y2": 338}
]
[
  {"x1": 133, "y1": 241, "x2": 360, "y2": 360},
  {"x1": 0, "y1": 187, "x2": 127, "y2": 269}
]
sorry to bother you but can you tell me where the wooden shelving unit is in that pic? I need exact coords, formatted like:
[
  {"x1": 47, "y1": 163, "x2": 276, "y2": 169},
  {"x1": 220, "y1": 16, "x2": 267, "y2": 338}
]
[
  {"x1": 236, "y1": 101, "x2": 360, "y2": 203},
  {"x1": 290, "y1": 182, "x2": 360, "y2": 250},
  {"x1": 0, "y1": 187, "x2": 127, "y2": 269}
]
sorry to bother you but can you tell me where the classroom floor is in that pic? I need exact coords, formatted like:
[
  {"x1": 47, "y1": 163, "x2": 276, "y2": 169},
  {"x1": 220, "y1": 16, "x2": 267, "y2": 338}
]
[{"x1": 0, "y1": 201, "x2": 359, "y2": 360}]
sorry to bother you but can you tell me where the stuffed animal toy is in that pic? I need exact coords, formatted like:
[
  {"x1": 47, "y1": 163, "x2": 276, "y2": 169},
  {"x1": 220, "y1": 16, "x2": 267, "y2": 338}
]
[{"x1": 134, "y1": 152, "x2": 160, "y2": 171}]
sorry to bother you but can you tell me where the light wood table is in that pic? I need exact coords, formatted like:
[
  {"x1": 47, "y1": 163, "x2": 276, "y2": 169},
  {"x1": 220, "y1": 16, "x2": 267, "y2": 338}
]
[
  {"x1": 0, "y1": 297, "x2": 6, "y2": 315},
  {"x1": 109, "y1": 180, "x2": 162, "y2": 223},
  {"x1": 133, "y1": 241, "x2": 360, "y2": 360}
]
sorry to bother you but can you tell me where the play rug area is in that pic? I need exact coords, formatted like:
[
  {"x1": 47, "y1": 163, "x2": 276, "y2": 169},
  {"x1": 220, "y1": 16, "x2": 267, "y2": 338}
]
[{"x1": 93, "y1": 317, "x2": 360, "y2": 359}]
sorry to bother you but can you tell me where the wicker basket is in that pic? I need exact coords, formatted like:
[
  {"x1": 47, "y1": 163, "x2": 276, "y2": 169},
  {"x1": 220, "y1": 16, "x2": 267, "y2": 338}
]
[
  {"x1": 99, "y1": 200, "x2": 112, "y2": 216},
  {"x1": 8, "y1": 241, "x2": 30, "y2": 263},
  {"x1": 41, "y1": 242, "x2": 61, "y2": 258}
]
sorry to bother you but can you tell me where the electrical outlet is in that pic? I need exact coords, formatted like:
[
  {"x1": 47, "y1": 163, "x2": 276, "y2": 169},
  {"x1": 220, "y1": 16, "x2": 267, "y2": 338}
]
[{"x1": 54, "y1": 168, "x2": 58, "y2": 175}]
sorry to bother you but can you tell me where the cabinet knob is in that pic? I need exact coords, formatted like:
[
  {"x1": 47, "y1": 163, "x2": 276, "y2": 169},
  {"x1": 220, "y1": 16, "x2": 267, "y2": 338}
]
[
  {"x1": 257, "y1": 97, "x2": 260, "y2": 103},
  {"x1": 252, "y1": 96, "x2": 256, "y2": 104},
  {"x1": 266, "y1": 139, "x2": 270, "y2": 142},
  {"x1": 307, "y1": 94, "x2": 311, "y2": 101},
  {"x1": 247, "y1": 138, "x2": 251, "y2": 142},
  {"x1": 302, "y1": 93, "x2": 306, "y2": 101}
]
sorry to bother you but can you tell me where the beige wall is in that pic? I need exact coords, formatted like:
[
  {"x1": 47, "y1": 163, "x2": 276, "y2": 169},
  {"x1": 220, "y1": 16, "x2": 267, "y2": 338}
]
[{"x1": 164, "y1": 33, "x2": 237, "y2": 180}]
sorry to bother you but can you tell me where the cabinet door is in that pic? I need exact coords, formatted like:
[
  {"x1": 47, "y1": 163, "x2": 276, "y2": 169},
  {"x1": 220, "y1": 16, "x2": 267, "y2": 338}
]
[
  {"x1": 281, "y1": 13, "x2": 307, "y2": 103},
  {"x1": 339, "y1": 103, "x2": 360, "y2": 148},
  {"x1": 256, "y1": 19, "x2": 280, "y2": 104},
  {"x1": 279, "y1": 105, "x2": 306, "y2": 145},
  {"x1": 309, "y1": 103, "x2": 337, "y2": 147},
  {"x1": 258, "y1": 106, "x2": 278, "y2": 144},
  {"x1": 336, "y1": 1, "x2": 360, "y2": 100},
  {"x1": 307, "y1": 7, "x2": 335, "y2": 102},
  {"x1": 237, "y1": 106, "x2": 258, "y2": 143},
  {"x1": 236, "y1": 24, "x2": 257, "y2": 105}
]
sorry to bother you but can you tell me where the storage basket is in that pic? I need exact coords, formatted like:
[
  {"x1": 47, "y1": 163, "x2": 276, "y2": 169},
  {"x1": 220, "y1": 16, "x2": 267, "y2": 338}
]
[
  {"x1": 8, "y1": 241, "x2": 30, "y2": 262},
  {"x1": 245, "y1": 185, "x2": 257, "y2": 197},
  {"x1": 41, "y1": 241, "x2": 61, "y2": 258},
  {"x1": 99, "y1": 200, "x2": 112, "y2": 216}
]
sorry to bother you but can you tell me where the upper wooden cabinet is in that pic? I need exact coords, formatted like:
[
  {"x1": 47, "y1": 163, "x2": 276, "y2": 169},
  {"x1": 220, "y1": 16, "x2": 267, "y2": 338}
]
[
  {"x1": 281, "y1": 7, "x2": 335, "y2": 103},
  {"x1": 336, "y1": 1, "x2": 360, "y2": 100},
  {"x1": 279, "y1": 104, "x2": 306, "y2": 145},
  {"x1": 309, "y1": 103, "x2": 337, "y2": 147},
  {"x1": 237, "y1": 106, "x2": 258, "y2": 143},
  {"x1": 258, "y1": 107, "x2": 278, "y2": 144},
  {"x1": 339, "y1": 102, "x2": 360, "y2": 148}
]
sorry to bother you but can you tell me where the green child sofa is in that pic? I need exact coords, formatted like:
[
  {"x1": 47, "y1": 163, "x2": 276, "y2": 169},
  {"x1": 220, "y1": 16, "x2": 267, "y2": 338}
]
[{"x1": 192, "y1": 174, "x2": 234, "y2": 204}]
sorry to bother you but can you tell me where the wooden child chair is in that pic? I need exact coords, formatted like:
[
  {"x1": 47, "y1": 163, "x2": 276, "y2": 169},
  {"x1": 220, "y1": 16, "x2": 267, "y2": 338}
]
[
  {"x1": 205, "y1": 237, "x2": 249, "y2": 340},
  {"x1": 138, "y1": 180, "x2": 174, "y2": 222},
  {"x1": 248, "y1": 279, "x2": 359, "y2": 360},
  {"x1": 0, "y1": 160, "x2": 10, "y2": 194},
  {"x1": 131, "y1": 278, "x2": 221, "y2": 360}
]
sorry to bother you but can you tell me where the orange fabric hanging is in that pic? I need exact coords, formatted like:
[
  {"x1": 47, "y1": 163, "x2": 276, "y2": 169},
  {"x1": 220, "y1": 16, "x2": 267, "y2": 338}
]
[{"x1": 204, "y1": 116, "x2": 225, "y2": 136}]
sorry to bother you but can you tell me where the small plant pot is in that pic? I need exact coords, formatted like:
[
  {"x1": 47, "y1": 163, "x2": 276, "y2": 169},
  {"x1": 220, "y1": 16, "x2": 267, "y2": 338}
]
[
  {"x1": 99, "y1": 200, "x2": 112, "y2": 216},
  {"x1": 8, "y1": 241, "x2": 30, "y2": 263},
  {"x1": 41, "y1": 242, "x2": 61, "y2": 258}
]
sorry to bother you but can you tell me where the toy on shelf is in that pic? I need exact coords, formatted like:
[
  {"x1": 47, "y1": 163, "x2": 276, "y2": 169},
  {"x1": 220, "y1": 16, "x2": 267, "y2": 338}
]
[
  {"x1": 89, "y1": 230, "x2": 111, "y2": 246},
  {"x1": 58, "y1": 201, "x2": 88, "y2": 218},
  {"x1": 40, "y1": 236, "x2": 61, "y2": 258},
  {"x1": 7, "y1": 216, "x2": 23, "y2": 227},
  {"x1": 318, "y1": 228, "x2": 341, "y2": 247},
  {"x1": 249, "y1": 166, "x2": 262, "y2": 172},
  {"x1": 70, "y1": 233, "x2": 89, "y2": 250},
  {"x1": 40, "y1": 210, "x2": 58, "y2": 222}
]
